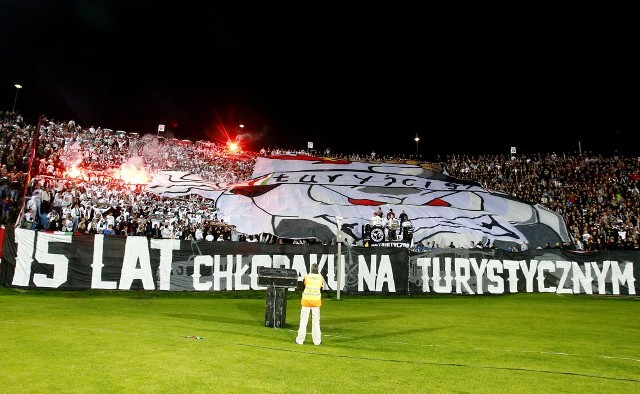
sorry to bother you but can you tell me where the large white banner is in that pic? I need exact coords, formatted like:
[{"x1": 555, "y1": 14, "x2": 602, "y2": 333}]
[{"x1": 146, "y1": 155, "x2": 572, "y2": 249}]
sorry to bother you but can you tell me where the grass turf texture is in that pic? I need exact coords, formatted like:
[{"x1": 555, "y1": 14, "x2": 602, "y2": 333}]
[{"x1": 1, "y1": 287, "x2": 638, "y2": 393}]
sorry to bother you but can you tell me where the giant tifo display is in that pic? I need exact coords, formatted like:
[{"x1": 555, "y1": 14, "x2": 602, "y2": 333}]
[{"x1": 145, "y1": 155, "x2": 571, "y2": 250}]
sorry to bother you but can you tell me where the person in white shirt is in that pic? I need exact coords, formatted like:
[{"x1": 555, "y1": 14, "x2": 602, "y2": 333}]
[
  {"x1": 161, "y1": 224, "x2": 173, "y2": 239},
  {"x1": 52, "y1": 192, "x2": 64, "y2": 215},
  {"x1": 95, "y1": 216, "x2": 106, "y2": 234},
  {"x1": 370, "y1": 212, "x2": 383, "y2": 227},
  {"x1": 62, "y1": 190, "x2": 73, "y2": 211},
  {"x1": 194, "y1": 227, "x2": 204, "y2": 241},
  {"x1": 65, "y1": 218, "x2": 74, "y2": 232},
  {"x1": 106, "y1": 212, "x2": 115, "y2": 228},
  {"x1": 30, "y1": 188, "x2": 42, "y2": 218},
  {"x1": 87, "y1": 218, "x2": 99, "y2": 234},
  {"x1": 69, "y1": 203, "x2": 80, "y2": 231}
]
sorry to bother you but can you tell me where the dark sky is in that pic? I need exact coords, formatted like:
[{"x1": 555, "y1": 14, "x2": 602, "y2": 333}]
[{"x1": 1, "y1": 2, "x2": 638, "y2": 158}]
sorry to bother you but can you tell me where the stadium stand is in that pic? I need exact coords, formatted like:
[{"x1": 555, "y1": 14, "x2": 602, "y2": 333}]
[{"x1": 1, "y1": 110, "x2": 638, "y2": 251}]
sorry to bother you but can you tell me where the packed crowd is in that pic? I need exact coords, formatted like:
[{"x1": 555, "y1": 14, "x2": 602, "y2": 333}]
[
  {"x1": 441, "y1": 152, "x2": 640, "y2": 251},
  {"x1": 2, "y1": 110, "x2": 639, "y2": 251}
]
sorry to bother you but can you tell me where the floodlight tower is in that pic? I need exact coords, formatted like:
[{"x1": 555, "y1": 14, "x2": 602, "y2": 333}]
[{"x1": 12, "y1": 84, "x2": 22, "y2": 113}]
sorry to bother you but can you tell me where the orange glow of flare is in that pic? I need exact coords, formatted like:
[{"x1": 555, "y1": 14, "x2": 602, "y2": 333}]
[
  {"x1": 227, "y1": 140, "x2": 241, "y2": 153},
  {"x1": 65, "y1": 166, "x2": 83, "y2": 179},
  {"x1": 110, "y1": 163, "x2": 152, "y2": 185},
  {"x1": 64, "y1": 158, "x2": 85, "y2": 179}
]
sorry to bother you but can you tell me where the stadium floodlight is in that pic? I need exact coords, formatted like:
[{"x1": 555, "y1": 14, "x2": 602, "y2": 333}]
[{"x1": 12, "y1": 84, "x2": 22, "y2": 113}]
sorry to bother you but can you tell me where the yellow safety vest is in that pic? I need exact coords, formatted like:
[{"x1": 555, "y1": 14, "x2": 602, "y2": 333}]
[{"x1": 301, "y1": 273, "x2": 323, "y2": 307}]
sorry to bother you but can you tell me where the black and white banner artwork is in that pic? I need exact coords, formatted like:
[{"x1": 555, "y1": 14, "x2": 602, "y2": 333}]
[
  {"x1": 145, "y1": 155, "x2": 573, "y2": 250},
  {"x1": 0, "y1": 228, "x2": 637, "y2": 295}
]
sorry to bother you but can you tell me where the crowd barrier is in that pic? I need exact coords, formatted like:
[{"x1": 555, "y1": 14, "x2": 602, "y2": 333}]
[{"x1": 1, "y1": 228, "x2": 637, "y2": 295}]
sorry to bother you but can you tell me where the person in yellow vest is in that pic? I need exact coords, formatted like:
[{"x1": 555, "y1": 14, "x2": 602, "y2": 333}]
[{"x1": 295, "y1": 263, "x2": 324, "y2": 345}]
